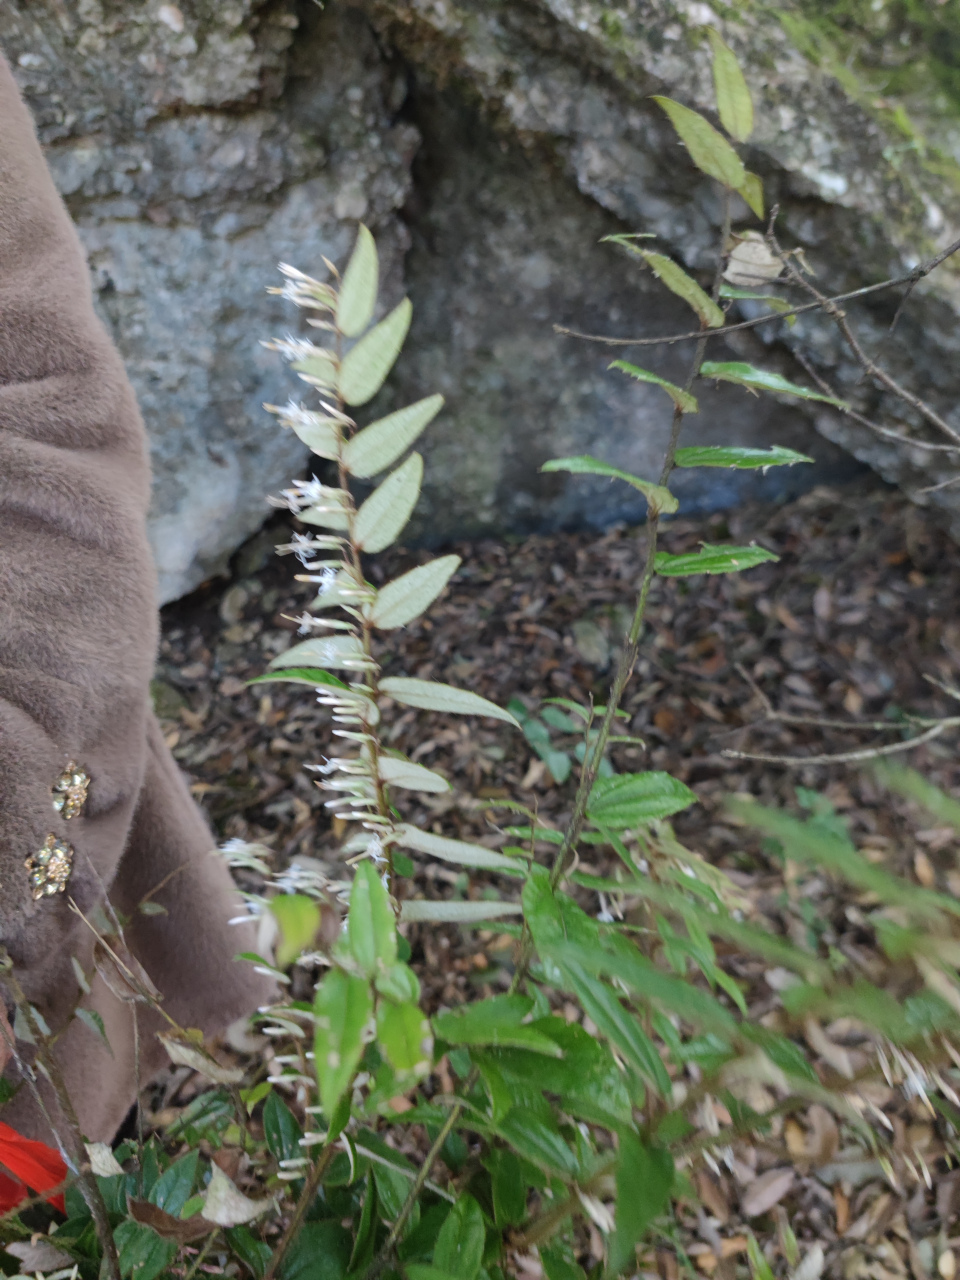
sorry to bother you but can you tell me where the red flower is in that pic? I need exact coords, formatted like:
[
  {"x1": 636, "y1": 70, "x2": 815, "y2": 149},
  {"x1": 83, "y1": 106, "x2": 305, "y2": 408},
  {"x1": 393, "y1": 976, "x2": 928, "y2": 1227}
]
[{"x1": 0, "y1": 1121, "x2": 67, "y2": 1214}]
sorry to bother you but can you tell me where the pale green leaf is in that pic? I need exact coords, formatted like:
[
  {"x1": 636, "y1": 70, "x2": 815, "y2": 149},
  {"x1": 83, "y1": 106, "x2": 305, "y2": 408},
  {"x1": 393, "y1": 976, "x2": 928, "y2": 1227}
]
[
  {"x1": 541, "y1": 454, "x2": 679, "y2": 514},
  {"x1": 379, "y1": 676, "x2": 520, "y2": 726},
  {"x1": 268, "y1": 634, "x2": 366, "y2": 671},
  {"x1": 377, "y1": 1001, "x2": 432, "y2": 1076},
  {"x1": 337, "y1": 224, "x2": 378, "y2": 338},
  {"x1": 434, "y1": 996, "x2": 563, "y2": 1057},
  {"x1": 354, "y1": 452, "x2": 423, "y2": 553},
  {"x1": 719, "y1": 283, "x2": 794, "y2": 324},
  {"x1": 270, "y1": 894, "x2": 322, "y2": 969},
  {"x1": 339, "y1": 297, "x2": 412, "y2": 406},
  {"x1": 707, "y1": 29, "x2": 753, "y2": 142},
  {"x1": 609, "y1": 361, "x2": 698, "y2": 413},
  {"x1": 379, "y1": 754, "x2": 450, "y2": 794},
  {"x1": 675, "y1": 445, "x2": 813, "y2": 469},
  {"x1": 369, "y1": 555, "x2": 461, "y2": 629},
  {"x1": 347, "y1": 862, "x2": 397, "y2": 978},
  {"x1": 344, "y1": 395, "x2": 444, "y2": 479},
  {"x1": 587, "y1": 771, "x2": 697, "y2": 829},
  {"x1": 738, "y1": 170, "x2": 764, "y2": 219},
  {"x1": 314, "y1": 969, "x2": 372, "y2": 1116},
  {"x1": 297, "y1": 487, "x2": 351, "y2": 531},
  {"x1": 633, "y1": 250, "x2": 725, "y2": 327},
  {"x1": 654, "y1": 542, "x2": 778, "y2": 576},
  {"x1": 399, "y1": 900, "x2": 523, "y2": 923},
  {"x1": 393, "y1": 823, "x2": 522, "y2": 871},
  {"x1": 246, "y1": 667, "x2": 349, "y2": 690},
  {"x1": 291, "y1": 350, "x2": 338, "y2": 390},
  {"x1": 284, "y1": 413, "x2": 340, "y2": 459},
  {"x1": 700, "y1": 361, "x2": 847, "y2": 406},
  {"x1": 652, "y1": 96, "x2": 745, "y2": 188}
]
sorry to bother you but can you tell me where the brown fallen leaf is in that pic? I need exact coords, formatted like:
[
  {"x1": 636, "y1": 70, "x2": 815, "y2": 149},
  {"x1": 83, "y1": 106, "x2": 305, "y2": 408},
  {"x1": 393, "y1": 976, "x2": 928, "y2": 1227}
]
[
  {"x1": 740, "y1": 1168, "x2": 795, "y2": 1218},
  {"x1": 128, "y1": 1199, "x2": 215, "y2": 1244},
  {"x1": 93, "y1": 937, "x2": 162, "y2": 1005}
]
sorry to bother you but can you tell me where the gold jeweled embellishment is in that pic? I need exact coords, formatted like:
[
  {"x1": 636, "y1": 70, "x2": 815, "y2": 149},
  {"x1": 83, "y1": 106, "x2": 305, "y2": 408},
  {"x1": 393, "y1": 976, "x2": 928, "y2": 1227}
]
[
  {"x1": 52, "y1": 762, "x2": 90, "y2": 820},
  {"x1": 25, "y1": 834, "x2": 74, "y2": 900}
]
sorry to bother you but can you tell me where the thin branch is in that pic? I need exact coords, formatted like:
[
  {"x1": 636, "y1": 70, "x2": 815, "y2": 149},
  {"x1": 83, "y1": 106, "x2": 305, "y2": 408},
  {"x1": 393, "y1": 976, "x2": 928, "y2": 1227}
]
[
  {"x1": 733, "y1": 662, "x2": 919, "y2": 732},
  {"x1": 793, "y1": 353, "x2": 960, "y2": 455},
  {"x1": 553, "y1": 233, "x2": 960, "y2": 349},
  {"x1": 914, "y1": 474, "x2": 960, "y2": 495},
  {"x1": 721, "y1": 720, "x2": 953, "y2": 766},
  {"x1": 262, "y1": 1144, "x2": 336, "y2": 1280}
]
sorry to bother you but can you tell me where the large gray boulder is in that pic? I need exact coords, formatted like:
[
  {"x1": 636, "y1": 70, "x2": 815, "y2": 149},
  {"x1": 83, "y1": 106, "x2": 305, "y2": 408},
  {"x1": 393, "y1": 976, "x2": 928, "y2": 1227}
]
[{"x1": 4, "y1": 0, "x2": 959, "y2": 599}]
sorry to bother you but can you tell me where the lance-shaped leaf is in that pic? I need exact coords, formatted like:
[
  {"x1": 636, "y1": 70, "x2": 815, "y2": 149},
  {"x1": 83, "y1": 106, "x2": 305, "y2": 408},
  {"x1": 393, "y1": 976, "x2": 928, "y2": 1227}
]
[
  {"x1": 370, "y1": 556, "x2": 461, "y2": 629},
  {"x1": 631, "y1": 250, "x2": 724, "y2": 328},
  {"x1": 541, "y1": 455, "x2": 678, "y2": 515},
  {"x1": 337, "y1": 224, "x2": 378, "y2": 338},
  {"x1": 379, "y1": 754, "x2": 450, "y2": 794},
  {"x1": 270, "y1": 893, "x2": 323, "y2": 969},
  {"x1": 354, "y1": 452, "x2": 423, "y2": 553},
  {"x1": 377, "y1": 1001, "x2": 433, "y2": 1076},
  {"x1": 609, "y1": 361, "x2": 698, "y2": 414},
  {"x1": 269, "y1": 634, "x2": 366, "y2": 671},
  {"x1": 587, "y1": 771, "x2": 697, "y2": 829},
  {"x1": 298, "y1": 487, "x2": 351, "y2": 531},
  {"x1": 707, "y1": 29, "x2": 753, "y2": 142},
  {"x1": 434, "y1": 1194, "x2": 486, "y2": 1280},
  {"x1": 738, "y1": 170, "x2": 764, "y2": 219},
  {"x1": 247, "y1": 667, "x2": 349, "y2": 690},
  {"x1": 400, "y1": 900, "x2": 523, "y2": 923},
  {"x1": 434, "y1": 996, "x2": 562, "y2": 1056},
  {"x1": 652, "y1": 96, "x2": 745, "y2": 189},
  {"x1": 344, "y1": 394, "x2": 444, "y2": 478},
  {"x1": 675, "y1": 445, "x2": 813, "y2": 470},
  {"x1": 700, "y1": 361, "x2": 847, "y2": 406},
  {"x1": 339, "y1": 297, "x2": 412, "y2": 406},
  {"x1": 314, "y1": 969, "x2": 372, "y2": 1117},
  {"x1": 394, "y1": 823, "x2": 522, "y2": 871},
  {"x1": 608, "y1": 1134, "x2": 674, "y2": 1274},
  {"x1": 347, "y1": 861, "x2": 397, "y2": 979},
  {"x1": 719, "y1": 283, "x2": 794, "y2": 323},
  {"x1": 654, "y1": 542, "x2": 778, "y2": 577},
  {"x1": 379, "y1": 676, "x2": 520, "y2": 726}
]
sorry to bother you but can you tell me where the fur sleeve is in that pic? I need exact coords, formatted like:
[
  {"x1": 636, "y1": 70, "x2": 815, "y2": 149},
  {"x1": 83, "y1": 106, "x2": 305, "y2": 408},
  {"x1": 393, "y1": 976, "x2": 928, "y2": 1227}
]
[{"x1": 0, "y1": 53, "x2": 158, "y2": 979}]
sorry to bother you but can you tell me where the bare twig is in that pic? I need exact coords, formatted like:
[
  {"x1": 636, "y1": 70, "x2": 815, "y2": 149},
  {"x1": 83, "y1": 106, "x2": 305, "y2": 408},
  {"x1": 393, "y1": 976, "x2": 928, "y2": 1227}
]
[
  {"x1": 262, "y1": 1143, "x2": 337, "y2": 1280},
  {"x1": 721, "y1": 720, "x2": 954, "y2": 766},
  {"x1": 734, "y1": 662, "x2": 920, "y2": 732},
  {"x1": 553, "y1": 234, "x2": 960, "y2": 349}
]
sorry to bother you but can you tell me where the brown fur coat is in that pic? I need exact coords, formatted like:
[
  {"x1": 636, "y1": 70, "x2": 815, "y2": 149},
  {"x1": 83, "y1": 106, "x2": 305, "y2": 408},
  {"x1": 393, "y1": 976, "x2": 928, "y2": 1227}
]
[{"x1": 0, "y1": 54, "x2": 272, "y2": 1141}]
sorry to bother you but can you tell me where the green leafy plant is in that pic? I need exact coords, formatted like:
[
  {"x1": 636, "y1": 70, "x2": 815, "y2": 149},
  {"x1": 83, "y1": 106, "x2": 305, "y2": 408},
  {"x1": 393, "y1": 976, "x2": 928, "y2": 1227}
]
[{"x1": 10, "y1": 29, "x2": 960, "y2": 1280}]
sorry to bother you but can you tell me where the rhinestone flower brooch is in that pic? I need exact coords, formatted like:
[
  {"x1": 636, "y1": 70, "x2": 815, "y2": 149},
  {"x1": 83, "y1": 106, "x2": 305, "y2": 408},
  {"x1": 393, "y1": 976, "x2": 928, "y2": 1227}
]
[{"x1": 25, "y1": 762, "x2": 90, "y2": 900}]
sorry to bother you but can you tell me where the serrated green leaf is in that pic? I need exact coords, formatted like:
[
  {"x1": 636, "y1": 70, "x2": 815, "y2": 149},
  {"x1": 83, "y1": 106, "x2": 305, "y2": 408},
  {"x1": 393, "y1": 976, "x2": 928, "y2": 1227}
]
[
  {"x1": 700, "y1": 360, "x2": 847, "y2": 406},
  {"x1": 314, "y1": 969, "x2": 372, "y2": 1117},
  {"x1": 654, "y1": 542, "x2": 778, "y2": 576},
  {"x1": 344, "y1": 395, "x2": 443, "y2": 479},
  {"x1": 608, "y1": 1134, "x2": 674, "y2": 1274},
  {"x1": 339, "y1": 297, "x2": 412, "y2": 406},
  {"x1": 370, "y1": 556, "x2": 461, "y2": 629},
  {"x1": 674, "y1": 445, "x2": 813, "y2": 469},
  {"x1": 495, "y1": 1104, "x2": 580, "y2": 1178},
  {"x1": 485, "y1": 1149, "x2": 527, "y2": 1228},
  {"x1": 434, "y1": 996, "x2": 563, "y2": 1056},
  {"x1": 399, "y1": 899, "x2": 523, "y2": 924},
  {"x1": 652, "y1": 96, "x2": 746, "y2": 189},
  {"x1": 337, "y1": 224, "x2": 379, "y2": 338},
  {"x1": 377, "y1": 1001, "x2": 432, "y2": 1076},
  {"x1": 268, "y1": 634, "x2": 366, "y2": 671},
  {"x1": 379, "y1": 754, "x2": 450, "y2": 794},
  {"x1": 609, "y1": 361, "x2": 699, "y2": 413},
  {"x1": 270, "y1": 894, "x2": 322, "y2": 969},
  {"x1": 393, "y1": 823, "x2": 522, "y2": 871},
  {"x1": 707, "y1": 29, "x2": 753, "y2": 142},
  {"x1": 379, "y1": 676, "x2": 520, "y2": 726},
  {"x1": 354, "y1": 452, "x2": 423, "y2": 553},
  {"x1": 588, "y1": 771, "x2": 697, "y2": 829},
  {"x1": 433, "y1": 1194, "x2": 485, "y2": 1280},
  {"x1": 738, "y1": 170, "x2": 765, "y2": 219},
  {"x1": 541, "y1": 454, "x2": 679, "y2": 514},
  {"x1": 247, "y1": 667, "x2": 350, "y2": 690},
  {"x1": 348, "y1": 862, "x2": 397, "y2": 978},
  {"x1": 634, "y1": 250, "x2": 725, "y2": 327}
]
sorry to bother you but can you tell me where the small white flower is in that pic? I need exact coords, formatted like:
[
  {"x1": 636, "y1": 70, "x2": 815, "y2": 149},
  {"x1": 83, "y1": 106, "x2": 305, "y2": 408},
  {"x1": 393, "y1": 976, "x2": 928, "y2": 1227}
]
[{"x1": 367, "y1": 835, "x2": 386, "y2": 865}]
